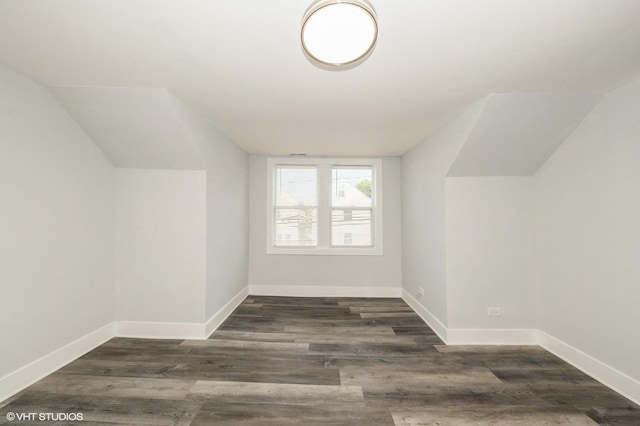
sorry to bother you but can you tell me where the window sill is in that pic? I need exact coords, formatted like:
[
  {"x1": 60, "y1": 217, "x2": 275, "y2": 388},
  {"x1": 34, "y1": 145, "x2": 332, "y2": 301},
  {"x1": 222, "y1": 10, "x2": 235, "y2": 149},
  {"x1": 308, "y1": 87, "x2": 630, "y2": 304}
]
[{"x1": 266, "y1": 247, "x2": 383, "y2": 256}]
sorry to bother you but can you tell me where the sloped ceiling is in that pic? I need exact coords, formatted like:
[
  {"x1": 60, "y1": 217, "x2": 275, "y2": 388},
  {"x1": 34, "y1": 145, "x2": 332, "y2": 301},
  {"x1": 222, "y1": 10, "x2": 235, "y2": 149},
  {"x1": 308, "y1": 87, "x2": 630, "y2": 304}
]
[
  {"x1": 49, "y1": 86, "x2": 204, "y2": 170},
  {"x1": 49, "y1": 86, "x2": 604, "y2": 174},
  {"x1": 1, "y1": 0, "x2": 640, "y2": 155},
  {"x1": 447, "y1": 93, "x2": 602, "y2": 176}
]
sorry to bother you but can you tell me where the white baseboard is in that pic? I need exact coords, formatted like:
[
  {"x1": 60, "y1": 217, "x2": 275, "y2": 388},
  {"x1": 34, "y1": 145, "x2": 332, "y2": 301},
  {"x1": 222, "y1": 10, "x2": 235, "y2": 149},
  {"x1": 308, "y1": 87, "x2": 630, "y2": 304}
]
[
  {"x1": 538, "y1": 330, "x2": 640, "y2": 405},
  {"x1": 402, "y1": 290, "x2": 537, "y2": 346},
  {"x1": 114, "y1": 320, "x2": 205, "y2": 340},
  {"x1": 401, "y1": 290, "x2": 448, "y2": 342},
  {"x1": 0, "y1": 288, "x2": 251, "y2": 404},
  {"x1": 398, "y1": 290, "x2": 639, "y2": 405},
  {"x1": 0, "y1": 323, "x2": 114, "y2": 403},
  {"x1": 2, "y1": 291, "x2": 638, "y2": 411},
  {"x1": 205, "y1": 286, "x2": 249, "y2": 338},
  {"x1": 114, "y1": 286, "x2": 250, "y2": 340},
  {"x1": 249, "y1": 285, "x2": 402, "y2": 298},
  {"x1": 447, "y1": 328, "x2": 537, "y2": 345}
]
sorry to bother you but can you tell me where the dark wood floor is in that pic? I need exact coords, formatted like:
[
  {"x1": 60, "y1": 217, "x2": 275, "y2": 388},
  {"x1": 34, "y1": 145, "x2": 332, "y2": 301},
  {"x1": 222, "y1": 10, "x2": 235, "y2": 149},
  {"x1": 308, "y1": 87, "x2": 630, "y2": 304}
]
[{"x1": 2, "y1": 296, "x2": 639, "y2": 425}]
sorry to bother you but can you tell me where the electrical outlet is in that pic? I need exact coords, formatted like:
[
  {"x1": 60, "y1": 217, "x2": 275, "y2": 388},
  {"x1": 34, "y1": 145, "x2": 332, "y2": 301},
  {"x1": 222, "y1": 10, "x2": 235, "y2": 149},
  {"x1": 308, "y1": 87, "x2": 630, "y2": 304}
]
[
  {"x1": 488, "y1": 307, "x2": 501, "y2": 317},
  {"x1": 417, "y1": 287, "x2": 425, "y2": 297}
]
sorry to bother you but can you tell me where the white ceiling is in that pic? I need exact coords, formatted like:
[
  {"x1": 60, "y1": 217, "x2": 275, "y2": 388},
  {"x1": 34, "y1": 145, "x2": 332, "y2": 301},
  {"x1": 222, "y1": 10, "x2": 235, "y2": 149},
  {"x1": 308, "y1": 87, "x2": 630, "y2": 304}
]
[
  {"x1": 448, "y1": 93, "x2": 602, "y2": 176},
  {"x1": 1, "y1": 0, "x2": 640, "y2": 156}
]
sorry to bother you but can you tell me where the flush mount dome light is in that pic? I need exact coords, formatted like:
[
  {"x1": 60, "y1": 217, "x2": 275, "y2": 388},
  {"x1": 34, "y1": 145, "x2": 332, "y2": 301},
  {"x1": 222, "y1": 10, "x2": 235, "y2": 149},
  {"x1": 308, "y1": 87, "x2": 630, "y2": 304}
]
[{"x1": 301, "y1": 0, "x2": 378, "y2": 69}]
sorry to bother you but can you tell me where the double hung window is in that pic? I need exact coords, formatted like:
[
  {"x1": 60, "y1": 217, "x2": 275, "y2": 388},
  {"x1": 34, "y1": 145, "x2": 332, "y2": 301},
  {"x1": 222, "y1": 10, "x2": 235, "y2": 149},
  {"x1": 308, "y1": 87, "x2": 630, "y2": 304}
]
[{"x1": 267, "y1": 158, "x2": 382, "y2": 255}]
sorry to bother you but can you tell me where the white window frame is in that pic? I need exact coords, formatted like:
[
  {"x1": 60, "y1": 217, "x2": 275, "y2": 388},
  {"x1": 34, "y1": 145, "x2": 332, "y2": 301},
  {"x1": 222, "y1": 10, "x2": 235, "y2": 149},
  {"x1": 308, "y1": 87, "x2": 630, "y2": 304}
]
[{"x1": 266, "y1": 157, "x2": 383, "y2": 256}]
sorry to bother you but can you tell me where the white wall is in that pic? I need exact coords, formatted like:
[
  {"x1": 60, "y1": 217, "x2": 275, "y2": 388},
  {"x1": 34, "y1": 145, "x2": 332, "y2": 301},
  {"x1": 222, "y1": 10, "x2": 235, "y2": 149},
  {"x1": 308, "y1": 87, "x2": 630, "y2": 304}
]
[
  {"x1": 0, "y1": 65, "x2": 114, "y2": 379},
  {"x1": 401, "y1": 100, "x2": 487, "y2": 326},
  {"x1": 446, "y1": 177, "x2": 535, "y2": 329},
  {"x1": 535, "y1": 77, "x2": 640, "y2": 382},
  {"x1": 248, "y1": 156, "x2": 402, "y2": 290},
  {"x1": 172, "y1": 98, "x2": 249, "y2": 320},
  {"x1": 115, "y1": 169, "x2": 206, "y2": 324}
]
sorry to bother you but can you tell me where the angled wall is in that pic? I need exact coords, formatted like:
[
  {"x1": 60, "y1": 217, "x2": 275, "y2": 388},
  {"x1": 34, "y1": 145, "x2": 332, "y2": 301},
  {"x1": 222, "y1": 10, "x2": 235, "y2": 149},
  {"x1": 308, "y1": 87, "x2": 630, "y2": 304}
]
[
  {"x1": 1, "y1": 77, "x2": 249, "y2": 400},
  {"x1": 50, "y1": 86, "x2": 250, "y2": 332},
  {"x1": 0, "y1": 64, "x2": 115, "y2": 399},
  {"x1": 402, "y1": 85, "x2": 639, "y2": 401},
  {"x1": 402, "y1": 92, "x2": 600, "y2": 341},
  {"x1": 535, "y1": 77, "x2": 640, "y2": 400}
]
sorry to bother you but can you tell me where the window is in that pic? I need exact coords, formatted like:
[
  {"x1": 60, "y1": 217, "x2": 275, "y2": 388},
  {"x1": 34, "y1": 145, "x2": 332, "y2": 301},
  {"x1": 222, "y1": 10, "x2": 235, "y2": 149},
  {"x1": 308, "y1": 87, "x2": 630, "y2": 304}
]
[
  {"x1": 273, "y1": 166, "x2": 318, "y2": 247},
  {"x1": 267, "y1": 157, "x2": 382, "y2": 255}
]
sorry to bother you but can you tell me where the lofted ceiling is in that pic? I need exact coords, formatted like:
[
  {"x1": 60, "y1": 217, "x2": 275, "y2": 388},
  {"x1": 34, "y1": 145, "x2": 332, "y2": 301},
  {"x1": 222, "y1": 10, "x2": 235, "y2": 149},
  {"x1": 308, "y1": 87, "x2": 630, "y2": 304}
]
[{"x1": 1, "y1": 0, "x2": 639, "y2": 156}]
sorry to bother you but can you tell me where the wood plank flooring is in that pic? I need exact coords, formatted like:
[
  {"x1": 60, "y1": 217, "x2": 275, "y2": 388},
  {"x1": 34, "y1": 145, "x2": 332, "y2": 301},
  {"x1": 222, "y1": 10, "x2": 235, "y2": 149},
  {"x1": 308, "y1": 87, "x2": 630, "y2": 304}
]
[{"x1": 2, "y1": 296, "x2": 639, "y2": 425}]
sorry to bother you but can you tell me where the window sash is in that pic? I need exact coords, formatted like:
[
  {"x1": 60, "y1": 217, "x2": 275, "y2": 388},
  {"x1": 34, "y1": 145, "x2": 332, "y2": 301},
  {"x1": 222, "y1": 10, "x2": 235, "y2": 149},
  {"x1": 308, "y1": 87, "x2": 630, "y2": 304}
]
[
  {"x1": 330, "y1": 207, "x2": 374, "y2": 247},
  {"x1": 274, "y1": 165, "x2": 318, "y2": 208},
  {"x1": 273, "y1": 165, "x2": 318, "y2": 247},
  {"x1": 273, "y1": 206, "x2": 318, "y2": 247}
]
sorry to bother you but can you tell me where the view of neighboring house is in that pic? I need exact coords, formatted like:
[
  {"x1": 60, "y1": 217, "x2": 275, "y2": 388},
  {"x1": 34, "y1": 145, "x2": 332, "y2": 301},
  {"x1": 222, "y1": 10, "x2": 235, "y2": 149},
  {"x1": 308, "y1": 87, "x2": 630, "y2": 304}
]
[
  {"x1": 330, "y1": 181, "x2": 373, "y2": 247},
  {"x1": 275, "y1": 177, "x2": 373, "y2": 247}
]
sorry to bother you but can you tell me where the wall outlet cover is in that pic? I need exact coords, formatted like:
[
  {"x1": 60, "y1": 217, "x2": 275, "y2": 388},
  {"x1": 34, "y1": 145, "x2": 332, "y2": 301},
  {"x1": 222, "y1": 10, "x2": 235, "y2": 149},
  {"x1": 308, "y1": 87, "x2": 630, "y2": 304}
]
[{"x1": 488, "y1": 307, "x2": 502, "y2": 317}]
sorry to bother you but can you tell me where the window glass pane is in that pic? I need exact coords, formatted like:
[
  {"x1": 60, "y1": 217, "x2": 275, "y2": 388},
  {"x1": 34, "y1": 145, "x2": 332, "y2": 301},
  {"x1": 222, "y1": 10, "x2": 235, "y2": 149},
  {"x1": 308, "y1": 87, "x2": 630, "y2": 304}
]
[
  {"x1": 332, "y1": 166, "x2": 373, "y2": 207},
  {"x1": 275, "y1": 166, "x2": 317, "y2": 207},
  {"x1": 275, "y1": 208, "x2": 317, "y2": 246},
  {"x1": 331, "y1": 209, "x2": 372, "y2": 246}
]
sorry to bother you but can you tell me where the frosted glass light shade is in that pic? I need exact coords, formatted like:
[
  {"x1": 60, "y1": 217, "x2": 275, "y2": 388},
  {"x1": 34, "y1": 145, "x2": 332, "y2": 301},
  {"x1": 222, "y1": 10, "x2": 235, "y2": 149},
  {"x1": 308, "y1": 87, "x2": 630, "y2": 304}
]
[{"x1": 301, "y1": 0, "x2": 377, "y2": 68}]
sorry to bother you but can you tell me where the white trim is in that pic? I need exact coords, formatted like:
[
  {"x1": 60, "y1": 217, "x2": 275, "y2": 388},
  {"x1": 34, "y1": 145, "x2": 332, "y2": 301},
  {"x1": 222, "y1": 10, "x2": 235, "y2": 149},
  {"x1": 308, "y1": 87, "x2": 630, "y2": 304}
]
[
  {"x1": 0, "y1": 323, "x2": 114, "y2": 403},
  {"x1": 266, "y1": 157, "x2": 383, "y2": 256},
  {"x1": 538, "y1": 330, "x2": 640, "y2": 405},
  {"x1": 205, "y1": 286, "x2": 249, "y2": 337},
  {"x1": 249, "y1": 284, "x2": 401, "y2": 298},
  {"x1": 447, "y1": 328, "x2": 537, "y2": 345},
  {"x1": 113, "y1": 287, "x2": 250, "y2": 341},
  {"x1": 114, "y1": 320, "x2": 205, "y2": 340},
  {"x1": 267, "y1": 247, "x2": 383, "y2": 256},
  {"x1": 401, "y1": 289, "x2": 448, "y2": 342}
]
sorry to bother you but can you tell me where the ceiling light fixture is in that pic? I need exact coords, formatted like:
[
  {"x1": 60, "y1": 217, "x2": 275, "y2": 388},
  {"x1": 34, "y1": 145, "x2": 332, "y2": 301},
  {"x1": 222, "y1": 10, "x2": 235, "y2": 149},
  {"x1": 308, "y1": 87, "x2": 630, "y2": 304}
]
[{"x1": 301, "y1": 0, "x2": 378, "y2": 70}]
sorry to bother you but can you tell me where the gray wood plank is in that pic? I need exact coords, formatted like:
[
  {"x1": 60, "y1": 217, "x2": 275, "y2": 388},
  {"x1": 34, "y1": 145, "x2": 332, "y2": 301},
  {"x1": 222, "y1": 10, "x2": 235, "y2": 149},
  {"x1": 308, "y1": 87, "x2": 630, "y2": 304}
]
[
  {"x1": 180, "y1": 339, "x2": 310, "y2": 352},
  {"x1": 209, "y1": 330, "x2": 297, "y2": 342},
  {"x1": 349, "y1": 306, "x2": 413, "y2": 313},
  {"x1": 189, "y1": 380, "x2": 365, "y2": 406},
  {"x1": 192, "y1": 402, "x2": 393, "y2": 426},
  {"x1": 284, "y1": 325, "x2": 398, "y2": 336},
  {"x1": 360, "y1": 312, "x2": 422, "y2": 319},
  {"x1": 340, "y1": 366, "x2": 503, "y2": 390},
  {"x1": 28, "y1": 373, "x2": 194, "y2": 400},
  {"x1": 391, "y1": 406, "x2": 598, "y2": 425}
]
